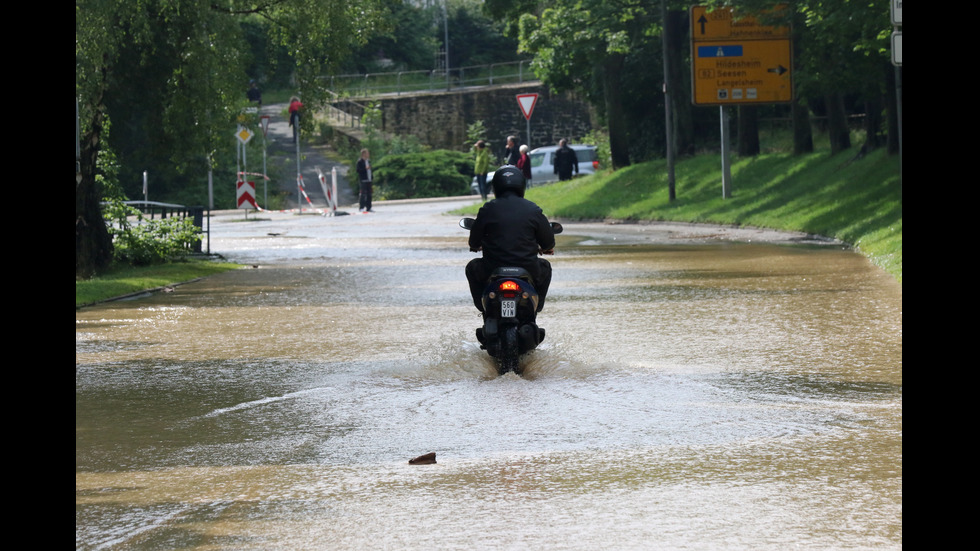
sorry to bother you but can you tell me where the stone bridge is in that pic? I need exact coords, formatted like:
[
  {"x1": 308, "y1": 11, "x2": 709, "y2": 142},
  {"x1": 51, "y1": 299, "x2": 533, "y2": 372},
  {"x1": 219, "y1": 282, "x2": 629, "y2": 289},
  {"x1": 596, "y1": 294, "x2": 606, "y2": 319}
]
[{"x1": 325, "y1": 82, "x2": 596, "y2": 158}]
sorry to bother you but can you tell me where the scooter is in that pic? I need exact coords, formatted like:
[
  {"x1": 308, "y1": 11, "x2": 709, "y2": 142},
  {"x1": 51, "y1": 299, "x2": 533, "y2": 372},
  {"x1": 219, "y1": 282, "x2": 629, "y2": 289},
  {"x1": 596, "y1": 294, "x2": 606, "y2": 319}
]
[{"x1": 460, "y1": 217, "x2": 563, "y2": 375}]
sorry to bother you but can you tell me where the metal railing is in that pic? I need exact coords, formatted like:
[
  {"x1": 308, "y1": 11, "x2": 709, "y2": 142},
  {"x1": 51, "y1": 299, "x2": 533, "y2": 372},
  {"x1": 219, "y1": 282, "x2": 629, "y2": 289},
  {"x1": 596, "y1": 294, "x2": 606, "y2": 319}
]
[
  {"x1": 121, "y1": 200, "x2": 209, "y2": 254},
  {"x1": 320, "y1": 60, "x2": 537, "y2": 98}
]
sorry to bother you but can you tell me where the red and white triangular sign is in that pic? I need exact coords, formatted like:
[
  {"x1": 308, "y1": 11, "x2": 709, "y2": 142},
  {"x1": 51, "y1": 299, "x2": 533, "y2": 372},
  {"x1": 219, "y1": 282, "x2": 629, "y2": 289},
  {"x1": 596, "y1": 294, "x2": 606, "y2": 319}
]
[
  {"x1": 516, "y1": 93, "x2": 538, "y2": 120},
  {"x1": 260, "y1": 115, "x2": 271, "y2": 137}
]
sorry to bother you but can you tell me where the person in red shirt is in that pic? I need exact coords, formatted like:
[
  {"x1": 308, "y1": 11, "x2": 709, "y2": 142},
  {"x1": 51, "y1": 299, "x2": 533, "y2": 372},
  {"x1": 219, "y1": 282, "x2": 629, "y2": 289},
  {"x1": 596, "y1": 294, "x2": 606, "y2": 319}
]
[{"x1": 288, "y1": 96, "x2": 304, "y2": 143}]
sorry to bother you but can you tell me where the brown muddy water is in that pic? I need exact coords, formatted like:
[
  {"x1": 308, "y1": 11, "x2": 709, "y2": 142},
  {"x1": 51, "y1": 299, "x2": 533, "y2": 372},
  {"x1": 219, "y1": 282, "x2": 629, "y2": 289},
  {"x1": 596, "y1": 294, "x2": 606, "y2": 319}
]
[{"x1": 76, "y1": 199, "x2": 902, "y2": 550}]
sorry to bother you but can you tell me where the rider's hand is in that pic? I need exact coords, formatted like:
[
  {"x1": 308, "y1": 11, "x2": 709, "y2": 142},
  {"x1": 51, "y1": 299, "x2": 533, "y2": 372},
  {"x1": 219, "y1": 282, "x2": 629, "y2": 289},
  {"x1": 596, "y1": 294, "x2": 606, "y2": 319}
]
[{"x1": 540, "y1": 248, "x2": 554, "y2": 255}]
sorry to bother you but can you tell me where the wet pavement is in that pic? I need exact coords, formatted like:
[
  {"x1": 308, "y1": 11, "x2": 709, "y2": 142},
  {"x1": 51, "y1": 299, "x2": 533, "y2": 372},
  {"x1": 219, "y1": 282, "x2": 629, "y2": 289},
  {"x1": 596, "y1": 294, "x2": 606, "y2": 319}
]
[{"x1": 77, "y1": 199, "x2": 901, "y2": 550}]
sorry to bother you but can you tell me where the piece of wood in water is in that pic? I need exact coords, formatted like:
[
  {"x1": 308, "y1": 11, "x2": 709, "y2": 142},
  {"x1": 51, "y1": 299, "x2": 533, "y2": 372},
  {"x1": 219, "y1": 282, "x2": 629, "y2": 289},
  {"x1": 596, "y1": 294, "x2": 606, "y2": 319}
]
[{"x1": 409, "y1": 452, "x2": 437, "y2": 465}]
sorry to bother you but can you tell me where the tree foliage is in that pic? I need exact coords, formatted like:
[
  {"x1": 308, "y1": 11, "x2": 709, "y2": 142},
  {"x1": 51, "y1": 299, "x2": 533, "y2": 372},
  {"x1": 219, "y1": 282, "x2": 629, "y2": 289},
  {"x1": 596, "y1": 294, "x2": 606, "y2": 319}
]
[
  {"x1": 76, "y1": 0, "x2": 386, "y2": 277},
  {"x1": 493, "y1": 0, "x2": 899, "y2": 171}
]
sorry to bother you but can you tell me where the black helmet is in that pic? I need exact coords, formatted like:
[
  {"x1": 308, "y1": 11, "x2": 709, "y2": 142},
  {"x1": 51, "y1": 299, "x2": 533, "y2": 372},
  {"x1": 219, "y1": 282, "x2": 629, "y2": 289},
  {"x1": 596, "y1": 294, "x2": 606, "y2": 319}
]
[{"x1": 491, "y1": 165, "x2": 526, "y2": 198}]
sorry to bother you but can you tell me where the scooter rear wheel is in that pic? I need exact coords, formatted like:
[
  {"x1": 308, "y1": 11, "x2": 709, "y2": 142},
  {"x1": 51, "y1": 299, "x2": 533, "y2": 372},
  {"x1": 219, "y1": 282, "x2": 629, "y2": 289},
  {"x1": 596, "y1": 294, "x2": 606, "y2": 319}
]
[{"x1": 497, "y1": 326, "x2": 520, "y2": 374}]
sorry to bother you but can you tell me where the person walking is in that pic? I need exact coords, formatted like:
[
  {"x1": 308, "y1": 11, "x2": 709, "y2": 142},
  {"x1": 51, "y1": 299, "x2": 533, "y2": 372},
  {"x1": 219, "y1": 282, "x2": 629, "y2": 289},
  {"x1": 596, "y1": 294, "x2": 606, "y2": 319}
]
[
  {"x1": 553, "y1": 138, "x2": 579, "y2": 181},
  {"x1": 356, "y1": 148, "x2": 373, "y2": 213},
  {"x1": 474, "y1": 140, "x2": 491, "y2": 201}
]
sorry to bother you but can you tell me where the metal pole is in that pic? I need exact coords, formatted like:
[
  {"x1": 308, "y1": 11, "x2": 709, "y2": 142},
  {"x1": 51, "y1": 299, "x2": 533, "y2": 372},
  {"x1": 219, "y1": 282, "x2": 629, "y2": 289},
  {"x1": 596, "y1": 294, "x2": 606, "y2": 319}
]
[
  {"x1": 332, "y1": 166, "x2": 338, "y2": 215},
  {"x1": 262, "y1": 127, "x2": 268, "y2": 207},
  {"x1": 296, "y1": 118, "x2": 302, "y2": 210},
  {"x1": 720, "y1": 106, "x2": 732, "y2": 199},
  {"x1": 661, "y1": 0, "x2": 676, "y2": 201}
]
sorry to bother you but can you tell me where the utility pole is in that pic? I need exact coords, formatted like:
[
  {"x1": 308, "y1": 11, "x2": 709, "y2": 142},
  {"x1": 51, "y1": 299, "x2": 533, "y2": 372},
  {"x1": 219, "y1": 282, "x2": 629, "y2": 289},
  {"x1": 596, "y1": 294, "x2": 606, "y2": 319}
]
[{"x1": 661, "y1": 0, "x2": 676, "y2": 201}]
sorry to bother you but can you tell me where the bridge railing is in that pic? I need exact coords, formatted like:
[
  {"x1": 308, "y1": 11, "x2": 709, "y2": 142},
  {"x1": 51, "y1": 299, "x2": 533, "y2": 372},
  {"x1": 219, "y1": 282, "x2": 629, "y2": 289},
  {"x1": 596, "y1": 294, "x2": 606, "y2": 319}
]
[
  {"x1": 320, "y1": 60, "x2": 537, "y2": 98},
  {"x1": 119, "y1": 200, "x2": 209, "y2": 254}
]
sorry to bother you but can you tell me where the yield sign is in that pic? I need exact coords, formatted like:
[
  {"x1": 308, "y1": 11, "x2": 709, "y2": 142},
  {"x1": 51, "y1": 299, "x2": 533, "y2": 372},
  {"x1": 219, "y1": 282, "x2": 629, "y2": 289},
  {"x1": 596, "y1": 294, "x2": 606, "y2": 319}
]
[
  {"x1": 260, "y1": 115, "x2": 271, "y2": 137},
  {"x1": 516, "y1": 93, "x2": 538, "y2": 120}
]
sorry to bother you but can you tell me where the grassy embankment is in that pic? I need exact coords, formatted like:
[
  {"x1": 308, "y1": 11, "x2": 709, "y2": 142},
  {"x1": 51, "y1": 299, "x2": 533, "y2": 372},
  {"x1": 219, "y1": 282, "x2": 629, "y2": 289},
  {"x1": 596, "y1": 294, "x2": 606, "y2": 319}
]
[
  {"x1": 76, "y1": 260, "x2": 240, "y2": 308},
  {"x1": 461, "y1": 147, "x2": 902, "y2": 282}
]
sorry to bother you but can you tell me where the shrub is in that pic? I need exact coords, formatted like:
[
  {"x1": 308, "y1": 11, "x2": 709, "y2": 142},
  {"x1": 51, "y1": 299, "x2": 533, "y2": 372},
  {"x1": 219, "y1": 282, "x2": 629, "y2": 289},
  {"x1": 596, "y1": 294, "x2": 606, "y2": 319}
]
[
  {"x1": 374, "y1": 150, "x2": 473, "y2": 199},
  {"x1": 103, "y1": 200, "x2": 202, "y2": 266}
]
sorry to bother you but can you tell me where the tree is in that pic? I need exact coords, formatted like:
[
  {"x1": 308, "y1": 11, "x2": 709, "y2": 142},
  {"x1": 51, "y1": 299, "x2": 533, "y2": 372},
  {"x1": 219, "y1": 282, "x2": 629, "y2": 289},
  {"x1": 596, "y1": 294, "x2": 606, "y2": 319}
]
[
  {"x1": 500, "y1": 0, "x2": 898, "y2": 166},
  {"x1": 724, "y1": 0, "x2": 896, "y2": 155},
  {"x1": 76, "y1": 0, "x2": 386, "y2": 277},
  {"x1": 517, "y1": 1, "x2": 662, "y2": 169}
]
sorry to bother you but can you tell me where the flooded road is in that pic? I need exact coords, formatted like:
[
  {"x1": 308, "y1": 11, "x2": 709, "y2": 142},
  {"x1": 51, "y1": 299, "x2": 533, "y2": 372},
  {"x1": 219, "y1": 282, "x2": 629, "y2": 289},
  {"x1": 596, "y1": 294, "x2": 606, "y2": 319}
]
[{"x1": 76, "y1": 199, "x2": 902, "y2": 549}]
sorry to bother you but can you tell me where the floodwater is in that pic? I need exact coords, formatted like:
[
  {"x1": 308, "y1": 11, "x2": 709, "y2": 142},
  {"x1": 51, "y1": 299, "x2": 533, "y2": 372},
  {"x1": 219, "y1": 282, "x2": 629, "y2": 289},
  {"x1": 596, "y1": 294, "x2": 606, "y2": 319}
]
[{"x1": 76, "y1": 199, "x2": 902, "y2": 550}]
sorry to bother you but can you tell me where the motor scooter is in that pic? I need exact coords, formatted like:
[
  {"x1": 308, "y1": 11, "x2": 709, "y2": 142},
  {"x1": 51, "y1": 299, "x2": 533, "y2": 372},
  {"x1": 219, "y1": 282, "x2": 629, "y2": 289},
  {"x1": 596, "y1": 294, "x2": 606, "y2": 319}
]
[{"x1": 460, "y1": 217, "x2": 562, "y2": 375}]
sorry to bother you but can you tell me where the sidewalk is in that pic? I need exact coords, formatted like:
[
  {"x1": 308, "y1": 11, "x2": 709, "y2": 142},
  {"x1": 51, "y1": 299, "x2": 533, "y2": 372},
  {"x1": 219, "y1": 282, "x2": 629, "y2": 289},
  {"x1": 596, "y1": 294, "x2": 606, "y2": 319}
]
[{"x1": 257, "y1": 102, "x2": 357, "y2": 211}]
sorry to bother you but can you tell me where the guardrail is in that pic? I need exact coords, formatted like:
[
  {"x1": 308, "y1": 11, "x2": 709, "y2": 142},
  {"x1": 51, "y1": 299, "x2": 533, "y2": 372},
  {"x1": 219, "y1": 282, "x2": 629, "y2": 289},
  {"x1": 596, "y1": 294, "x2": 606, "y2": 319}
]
[{"x1": 320, "y1": 60, "x2": 536, "y2": 98}]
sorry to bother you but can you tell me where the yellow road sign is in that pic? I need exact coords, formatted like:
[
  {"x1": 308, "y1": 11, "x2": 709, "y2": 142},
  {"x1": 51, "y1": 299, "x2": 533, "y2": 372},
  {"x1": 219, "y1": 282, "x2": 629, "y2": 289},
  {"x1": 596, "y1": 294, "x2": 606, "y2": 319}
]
[
  {"x1": 691, "y1": 5, "x2": 790, "y2": 42},
  {"x1": 690, "y1": 5, "x2": 793, "y2": 106}
]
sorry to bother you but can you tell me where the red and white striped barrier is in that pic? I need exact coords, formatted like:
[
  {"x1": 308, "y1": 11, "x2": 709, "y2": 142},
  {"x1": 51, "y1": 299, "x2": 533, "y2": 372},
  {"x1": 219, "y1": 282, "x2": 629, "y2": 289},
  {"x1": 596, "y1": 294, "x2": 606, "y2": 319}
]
[{"x1": 316, "y1": 166, "x2": 339, "y2": 216}]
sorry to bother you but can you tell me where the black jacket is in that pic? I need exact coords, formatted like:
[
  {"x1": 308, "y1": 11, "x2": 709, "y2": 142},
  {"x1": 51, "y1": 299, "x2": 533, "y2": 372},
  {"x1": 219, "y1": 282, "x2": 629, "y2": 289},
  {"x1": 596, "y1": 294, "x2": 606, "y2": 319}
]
[
  {"x1": 553, "y1": 145, "x2": 579, "y2": 178},
  {"x1": 468, "y1": 193, "x2": 555, "y2": 271}
]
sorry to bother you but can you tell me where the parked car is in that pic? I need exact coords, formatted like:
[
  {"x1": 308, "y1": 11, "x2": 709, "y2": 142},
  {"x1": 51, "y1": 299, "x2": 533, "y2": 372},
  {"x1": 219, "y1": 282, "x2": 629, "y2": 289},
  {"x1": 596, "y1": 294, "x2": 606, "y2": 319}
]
[{"x1": 472, "y1": 144, "x2": 599, "y2": 194}]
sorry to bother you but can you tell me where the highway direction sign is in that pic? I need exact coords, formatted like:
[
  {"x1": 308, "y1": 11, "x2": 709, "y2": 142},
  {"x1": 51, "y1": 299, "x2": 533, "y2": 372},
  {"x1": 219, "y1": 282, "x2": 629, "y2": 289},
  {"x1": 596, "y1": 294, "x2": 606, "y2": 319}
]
[{"x1": 690, "y1": 5, "x2": 793, "y2": 105}]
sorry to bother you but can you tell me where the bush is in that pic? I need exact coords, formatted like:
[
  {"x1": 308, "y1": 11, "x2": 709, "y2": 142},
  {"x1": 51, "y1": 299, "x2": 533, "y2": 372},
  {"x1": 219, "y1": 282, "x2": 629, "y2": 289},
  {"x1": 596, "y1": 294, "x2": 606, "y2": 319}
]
[
  {"x1": 103, "y1": 200, "x2": 202, "y2": 266},
  {"x1": 374, "y1": 150, "x2": 473, "y2": 199}
]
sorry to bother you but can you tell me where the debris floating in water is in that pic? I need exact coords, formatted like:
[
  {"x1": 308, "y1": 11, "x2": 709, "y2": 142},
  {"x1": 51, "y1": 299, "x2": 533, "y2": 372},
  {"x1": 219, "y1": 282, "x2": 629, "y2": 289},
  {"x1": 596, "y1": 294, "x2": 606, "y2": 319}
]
[{"x1": 408, "y1": 452, "x2": 437, "y2": 465}]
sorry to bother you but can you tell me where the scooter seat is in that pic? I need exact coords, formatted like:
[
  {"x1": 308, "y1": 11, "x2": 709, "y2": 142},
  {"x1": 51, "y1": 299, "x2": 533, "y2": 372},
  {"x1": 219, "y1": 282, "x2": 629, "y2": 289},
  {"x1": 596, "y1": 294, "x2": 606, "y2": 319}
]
[{"x1": 489, "y1": 267, "x2": 532, "y2": 282}]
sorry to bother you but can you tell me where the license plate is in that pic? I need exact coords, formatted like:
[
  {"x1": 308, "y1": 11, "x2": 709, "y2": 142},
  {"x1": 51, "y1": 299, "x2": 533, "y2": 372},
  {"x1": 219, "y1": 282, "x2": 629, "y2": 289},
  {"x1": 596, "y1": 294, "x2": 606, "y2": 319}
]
[{"x1": 501, "y1": 299, "x2": 516, "y2": 317}]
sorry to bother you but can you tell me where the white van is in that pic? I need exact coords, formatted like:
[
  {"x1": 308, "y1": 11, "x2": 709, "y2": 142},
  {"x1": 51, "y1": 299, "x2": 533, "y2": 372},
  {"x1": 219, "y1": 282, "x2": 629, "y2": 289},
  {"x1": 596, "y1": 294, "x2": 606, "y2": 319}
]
[{"x1": 472, "y1": 144, "x2": 598, "y2": 194}]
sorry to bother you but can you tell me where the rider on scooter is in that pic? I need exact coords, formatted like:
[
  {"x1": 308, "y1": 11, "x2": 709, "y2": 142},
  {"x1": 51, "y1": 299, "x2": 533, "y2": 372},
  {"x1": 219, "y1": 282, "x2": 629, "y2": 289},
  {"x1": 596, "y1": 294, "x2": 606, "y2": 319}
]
[{"x1": 466, "y1": 166, "x2": 556, "y2": 313}]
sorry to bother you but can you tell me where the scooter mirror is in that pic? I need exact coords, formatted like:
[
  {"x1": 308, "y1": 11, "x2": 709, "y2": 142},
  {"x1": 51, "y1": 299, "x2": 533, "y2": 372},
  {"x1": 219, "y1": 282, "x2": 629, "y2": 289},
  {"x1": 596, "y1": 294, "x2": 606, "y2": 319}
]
[
  {"x1": 459, "y1": 218, "x2": 475, "y2": 230},
  {"x1": 551, "y1": 222, "x2": 563, "y2": 234}
]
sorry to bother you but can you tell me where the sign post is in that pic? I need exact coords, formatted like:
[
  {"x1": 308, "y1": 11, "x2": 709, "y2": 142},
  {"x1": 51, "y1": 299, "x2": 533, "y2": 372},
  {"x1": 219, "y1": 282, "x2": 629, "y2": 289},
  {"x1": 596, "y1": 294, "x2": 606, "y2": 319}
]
[
  {"x1": 516, "y1": 93, "x2": 538, "y2": 149},
  {"x1": 260, "y1": 115, "x2": 270, "y2": 206},
  {"x1": 891, "y1": 0, "x2": 902, "y2": 178}
]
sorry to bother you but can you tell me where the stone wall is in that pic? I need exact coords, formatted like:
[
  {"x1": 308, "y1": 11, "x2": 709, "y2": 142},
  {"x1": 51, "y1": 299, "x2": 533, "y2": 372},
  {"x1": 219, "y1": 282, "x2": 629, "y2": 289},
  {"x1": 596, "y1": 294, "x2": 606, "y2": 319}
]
[{"x1": 334, "y1": 83, "x2": 596, "y2": 161}]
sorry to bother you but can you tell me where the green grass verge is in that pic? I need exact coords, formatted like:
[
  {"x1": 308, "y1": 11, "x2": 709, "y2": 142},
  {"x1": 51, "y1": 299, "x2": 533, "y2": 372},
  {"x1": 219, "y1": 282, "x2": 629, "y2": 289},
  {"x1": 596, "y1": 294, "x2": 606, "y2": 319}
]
[
  {"x1": 76, "y1": 259, "x2": 241, "y2": 308},
  {"x1": 461, "y1": 148, "x2": 902, "y2": 282}
]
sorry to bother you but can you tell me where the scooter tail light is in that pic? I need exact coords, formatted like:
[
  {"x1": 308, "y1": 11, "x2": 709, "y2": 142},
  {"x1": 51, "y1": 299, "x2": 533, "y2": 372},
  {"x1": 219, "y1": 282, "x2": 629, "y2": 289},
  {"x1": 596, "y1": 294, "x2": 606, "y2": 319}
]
[{"x1": 498, "y1": 281, "x2": 520, "y2": 292}]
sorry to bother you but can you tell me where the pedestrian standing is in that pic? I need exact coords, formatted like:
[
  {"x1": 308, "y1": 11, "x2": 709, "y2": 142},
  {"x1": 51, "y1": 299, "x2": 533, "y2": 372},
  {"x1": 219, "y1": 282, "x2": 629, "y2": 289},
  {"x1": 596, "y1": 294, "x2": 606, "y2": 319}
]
[
  {"x1": 474, "y1": 140, "x2": 491, "y2": 201},
  {"x1": 516, "y1": 144, "x2": 532, "y2": 183},
  {"x1": 247, "y1": 80, "x2": 262, "y2": 105},
  {"x1": 356, "y1": 148, "x2": 373, "y2": 212},
  {"x1": 504, "y1": 135, "x2": 521, "y2": 166},
  {"x1": 553, "y1": 138, "x2": 579, "y2": 181}
]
